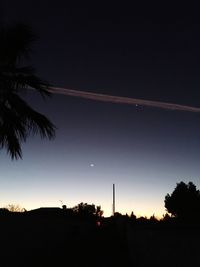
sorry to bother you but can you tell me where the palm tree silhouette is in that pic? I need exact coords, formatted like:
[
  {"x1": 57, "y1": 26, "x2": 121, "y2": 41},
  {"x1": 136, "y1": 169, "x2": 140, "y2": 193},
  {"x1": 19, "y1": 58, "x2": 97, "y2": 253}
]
[{"x1": 0, "y1": 23, "x2": 56, "y2": 159}]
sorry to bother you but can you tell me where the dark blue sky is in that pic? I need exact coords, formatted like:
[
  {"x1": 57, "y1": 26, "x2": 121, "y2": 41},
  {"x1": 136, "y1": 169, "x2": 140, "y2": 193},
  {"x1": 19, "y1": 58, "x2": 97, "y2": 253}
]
[{"x1": 1, "y1": 2, "x2": 200, "y2": 217}]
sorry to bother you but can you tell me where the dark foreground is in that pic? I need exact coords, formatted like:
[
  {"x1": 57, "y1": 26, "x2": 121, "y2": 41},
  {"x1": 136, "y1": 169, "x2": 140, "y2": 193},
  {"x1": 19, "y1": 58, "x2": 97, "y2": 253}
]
[{"x1": 0, "y1": 214, "x2": 199, "y2": 267}]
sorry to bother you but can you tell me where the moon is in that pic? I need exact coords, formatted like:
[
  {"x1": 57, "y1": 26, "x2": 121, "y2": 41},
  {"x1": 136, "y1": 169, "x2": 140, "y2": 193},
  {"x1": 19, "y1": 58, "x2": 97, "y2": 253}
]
[{"x1": 90, "y1": 163, "x2": 94, "y2": 167}]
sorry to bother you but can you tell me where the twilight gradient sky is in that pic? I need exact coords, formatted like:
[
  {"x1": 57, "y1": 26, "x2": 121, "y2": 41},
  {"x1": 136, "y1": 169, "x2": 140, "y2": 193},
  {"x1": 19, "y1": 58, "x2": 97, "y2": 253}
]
[{"x1": 1, "y1": 2, "x2": 200, "y2": 217}]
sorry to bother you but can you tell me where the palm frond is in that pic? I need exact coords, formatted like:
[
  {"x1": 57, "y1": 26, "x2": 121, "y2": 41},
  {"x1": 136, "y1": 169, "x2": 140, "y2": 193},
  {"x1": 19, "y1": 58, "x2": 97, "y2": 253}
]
[
  {"x1": 6, "y1": 93, "x2": 56, "y2": 140},
  {"x1": 0, "y1": 102, "x2": 27, "y2": 159},
  {"x1": 0, "y1": 23, "x2": 37, "y2": 65},
  {"x1": 0, "y1": 23, "x2": 56, "y2": 159},
  {"x1": 0, "y1": 66, "x2": 51, "y2": 97}
]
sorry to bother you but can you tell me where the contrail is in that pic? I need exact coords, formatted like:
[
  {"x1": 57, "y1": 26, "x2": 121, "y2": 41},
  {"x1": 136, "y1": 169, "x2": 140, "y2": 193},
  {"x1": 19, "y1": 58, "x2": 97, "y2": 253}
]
[{"x1": 48, "y1": 87, "x2": 200, "y2": 113}]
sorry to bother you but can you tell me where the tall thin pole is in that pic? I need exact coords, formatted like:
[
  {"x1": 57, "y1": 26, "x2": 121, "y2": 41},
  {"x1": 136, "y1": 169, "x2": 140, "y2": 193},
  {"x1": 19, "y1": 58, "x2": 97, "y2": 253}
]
[{"x1": 113, "y1": 183, "x2": 115, "y2": 216}]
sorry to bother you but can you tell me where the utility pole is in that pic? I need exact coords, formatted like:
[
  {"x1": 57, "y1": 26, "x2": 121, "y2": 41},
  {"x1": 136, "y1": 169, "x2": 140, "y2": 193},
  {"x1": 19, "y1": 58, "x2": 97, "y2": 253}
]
[{"x1": 113, "y1": 183, "x2": 115, "y2": 216}]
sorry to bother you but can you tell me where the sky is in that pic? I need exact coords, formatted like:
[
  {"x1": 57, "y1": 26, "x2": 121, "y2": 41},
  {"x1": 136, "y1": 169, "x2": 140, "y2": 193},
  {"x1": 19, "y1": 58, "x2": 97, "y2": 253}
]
[{"x1": 1, "y1": 2, "x2": 200, "y2": 217}]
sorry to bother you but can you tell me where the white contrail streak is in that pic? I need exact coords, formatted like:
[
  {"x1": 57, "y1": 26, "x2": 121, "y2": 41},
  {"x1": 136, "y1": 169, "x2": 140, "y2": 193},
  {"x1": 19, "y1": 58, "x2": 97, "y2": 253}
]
[{"x1": 48, "y1": 87, "x2": 200, "y2": 113}]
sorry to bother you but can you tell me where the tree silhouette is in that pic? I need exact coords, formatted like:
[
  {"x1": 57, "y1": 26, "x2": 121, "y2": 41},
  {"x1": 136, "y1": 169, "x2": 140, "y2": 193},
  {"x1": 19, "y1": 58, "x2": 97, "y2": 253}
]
[
  {"x1": 165, "y1": 181, "x2": 200, "y2": 221},
  {"x1": 72, "y1": 202, "x2": 103, "y2": 218},
  {"x1": 0, "y1": 23, "x2": 55, "y2": 159},
  {"x1": 4, "y1": 204, "x2": 25, "y2": 212}
]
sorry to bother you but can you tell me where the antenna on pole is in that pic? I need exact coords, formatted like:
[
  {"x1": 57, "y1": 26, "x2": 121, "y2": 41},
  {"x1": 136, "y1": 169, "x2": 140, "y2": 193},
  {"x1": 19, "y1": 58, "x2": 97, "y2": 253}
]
[{"x1": 112, "y1": 183, "x2": 115, "y2": 216}]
